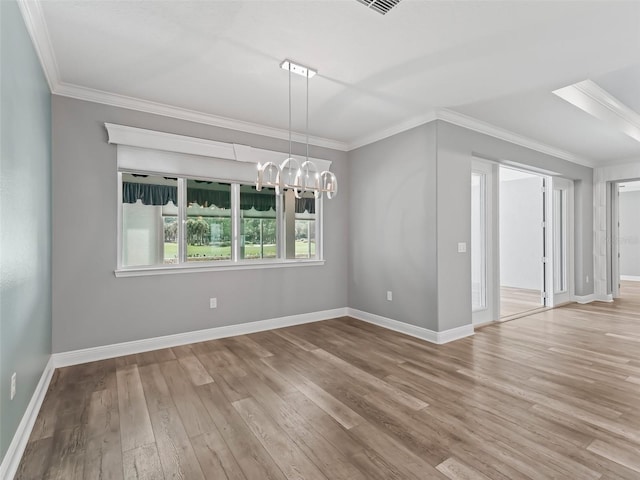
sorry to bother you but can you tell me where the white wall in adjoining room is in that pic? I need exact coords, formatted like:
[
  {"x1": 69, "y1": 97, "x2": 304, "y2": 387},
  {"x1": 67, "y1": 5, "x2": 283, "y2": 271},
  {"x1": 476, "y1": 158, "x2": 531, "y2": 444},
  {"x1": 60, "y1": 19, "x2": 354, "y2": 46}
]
[
  {"x1": 499, "y1": 169, "x2": 544, "y2": 291},
  {"x1": 619, "y1": 185, "x2": 640, "y2": 278}
]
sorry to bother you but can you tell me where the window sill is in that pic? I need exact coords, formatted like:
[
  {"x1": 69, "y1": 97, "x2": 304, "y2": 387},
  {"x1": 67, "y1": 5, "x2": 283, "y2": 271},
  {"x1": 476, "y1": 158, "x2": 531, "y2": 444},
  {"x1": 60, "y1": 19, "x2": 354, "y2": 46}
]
[{"x1": 114, "y1": 259, "x2": 326, "y2": 277}]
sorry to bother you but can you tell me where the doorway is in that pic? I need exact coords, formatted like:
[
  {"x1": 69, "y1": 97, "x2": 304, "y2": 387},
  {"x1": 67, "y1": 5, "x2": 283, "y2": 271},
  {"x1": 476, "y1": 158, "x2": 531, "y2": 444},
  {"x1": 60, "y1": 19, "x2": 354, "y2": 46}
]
[
  {"x1": 471, "y1": 161, "x2": 574, "y2": 324},
  {"x1": 611, "y1": 180, "x2": 640, "y2": 298},
  {"x1": 498, "y1": 167, "x2": 546, "y2": 319}
]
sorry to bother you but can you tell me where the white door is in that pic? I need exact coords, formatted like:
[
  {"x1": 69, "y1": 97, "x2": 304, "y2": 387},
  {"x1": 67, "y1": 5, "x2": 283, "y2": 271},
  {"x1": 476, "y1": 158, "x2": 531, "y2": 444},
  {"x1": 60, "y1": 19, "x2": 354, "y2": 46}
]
[{"x1": 549, "y1": 177, "x2": 574, "y2": 306}]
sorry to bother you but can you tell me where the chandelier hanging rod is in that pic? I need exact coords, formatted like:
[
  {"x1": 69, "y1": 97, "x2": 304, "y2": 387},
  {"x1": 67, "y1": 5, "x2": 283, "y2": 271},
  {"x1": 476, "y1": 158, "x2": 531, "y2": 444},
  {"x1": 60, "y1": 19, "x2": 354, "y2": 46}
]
[{"x1": 255, "y1": 59, "x2": 337, "y2": 200}]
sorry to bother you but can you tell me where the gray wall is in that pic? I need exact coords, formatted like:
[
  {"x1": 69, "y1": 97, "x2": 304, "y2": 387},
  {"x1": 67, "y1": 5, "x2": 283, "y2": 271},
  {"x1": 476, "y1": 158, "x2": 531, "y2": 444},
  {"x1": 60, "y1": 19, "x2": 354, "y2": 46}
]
[
  {"x1": 500, "y1": 176, "x2": 544, "y2": 290},
  {"x1": 51, "y1": 96, "x2": 348, "y2": 353},
  {"x1": 348, "y1": 120, "x2": 594, "y2": 333},
  {"x1": 437, "y1": 121, "x2": 594, "y2": 304},
  {"x1": 434, "y1": 123, "x2": 473, "y2": 331},
  {"x1": 0, "y1": 0, "x2": 52, "y2": 463},
  {"x1": 348, "y1": 123, "x2": 438, "y2": 330},
  {"x1": 619, "y1": 190, "x2": 640, "y2": 277}
]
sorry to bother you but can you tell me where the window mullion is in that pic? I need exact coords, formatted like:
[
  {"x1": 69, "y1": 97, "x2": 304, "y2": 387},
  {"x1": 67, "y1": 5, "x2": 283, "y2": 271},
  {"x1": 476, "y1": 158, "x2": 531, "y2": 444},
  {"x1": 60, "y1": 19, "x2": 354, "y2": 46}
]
[
  {"x1": 316, "y1": 195, "x2": 323, "y2": 260},
  {"x1": 117, "y1": 171, "x2": 123, "y2": 269},
  {"x1": 231, "y1": 183, "x2": 240, "y2": 262},
  {"x1": 276, "y1": 192, "x2": 284, "y2": 259},
  {"x1": 178, "y1": 178, "x2": 187, "y2": 263}
]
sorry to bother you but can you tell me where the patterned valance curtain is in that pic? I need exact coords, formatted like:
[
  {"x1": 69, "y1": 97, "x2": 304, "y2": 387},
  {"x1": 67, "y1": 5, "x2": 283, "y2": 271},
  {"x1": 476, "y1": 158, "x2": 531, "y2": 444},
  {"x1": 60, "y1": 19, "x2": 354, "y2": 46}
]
[
  {"x1": 295, "y1": 198, "x2": 315, "y2": 214},
  {"x1": 122, "y1": 182, "x2": 314, "y2": 213},
  {"x1": 123, "y1": 182, "x2": 177, "y2": 207}
]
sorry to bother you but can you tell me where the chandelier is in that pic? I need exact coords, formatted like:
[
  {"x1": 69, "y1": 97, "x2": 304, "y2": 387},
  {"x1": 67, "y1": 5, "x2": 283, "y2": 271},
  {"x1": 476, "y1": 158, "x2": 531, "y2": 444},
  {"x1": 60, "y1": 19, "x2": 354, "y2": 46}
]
[{"x1": 256, "y1": 59, "x2": 338, "y2": 200}]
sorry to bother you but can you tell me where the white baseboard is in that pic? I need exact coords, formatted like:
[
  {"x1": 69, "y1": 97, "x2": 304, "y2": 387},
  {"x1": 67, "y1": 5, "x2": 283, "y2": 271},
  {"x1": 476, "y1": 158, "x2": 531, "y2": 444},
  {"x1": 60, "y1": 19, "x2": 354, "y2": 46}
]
[
  {"x1": 472, "y1": 319, "x2": 495, "y2": 328},
  {"x1": 573, "y1": 293, "x2": 614, "y2": 304},
  {"x1": 0, "y1": 356, "x2": 54, "y2": 480},
  {"x1": 621, "y1": 275, "x2": 640, "y2": 282},
  {"x1": 2, "y1": 305, "x2": 477, "y2": 479},
  {"x1": 436, "y1": 323, "x2": 476, "y2": 343},
  {"x1": 50, "y1": 305, "x2": 478, "y2": 368},
  {"x1": 347, "y1": 308, "x2": 474, "y2": 344},
  {"x1": 52, "y1": 308, "x2": 348, "y2": 368}
]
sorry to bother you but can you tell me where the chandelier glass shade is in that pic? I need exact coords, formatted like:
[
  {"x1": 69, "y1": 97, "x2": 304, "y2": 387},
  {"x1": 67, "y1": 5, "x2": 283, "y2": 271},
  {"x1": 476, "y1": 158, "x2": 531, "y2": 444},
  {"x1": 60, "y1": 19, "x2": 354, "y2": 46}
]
[{"x1": 256, "y1": 60, "x2": 338, "y2": 199}]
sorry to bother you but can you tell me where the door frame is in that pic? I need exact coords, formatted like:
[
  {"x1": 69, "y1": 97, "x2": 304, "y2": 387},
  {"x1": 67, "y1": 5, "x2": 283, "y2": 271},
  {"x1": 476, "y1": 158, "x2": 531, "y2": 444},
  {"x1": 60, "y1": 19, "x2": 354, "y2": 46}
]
[
  {"x1": 548, "y1": 176, "x2": 575, "y2": 306},
  {"x1": 471, "y1": 160, "x2": 498, "y2": 325},
  {"x1": 608, "y1": 179, "x2": 640, "y2": 299},
  {"x1": 471, "y1": 160, "x2": 576, "y2": 321}
]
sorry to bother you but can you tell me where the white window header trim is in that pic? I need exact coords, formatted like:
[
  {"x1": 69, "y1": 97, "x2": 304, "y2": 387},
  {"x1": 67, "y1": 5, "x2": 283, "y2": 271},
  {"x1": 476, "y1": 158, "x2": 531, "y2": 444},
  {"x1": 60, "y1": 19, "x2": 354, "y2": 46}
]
[{"x1": 105, "y1": 123, "x2": 332, "y2": 171}]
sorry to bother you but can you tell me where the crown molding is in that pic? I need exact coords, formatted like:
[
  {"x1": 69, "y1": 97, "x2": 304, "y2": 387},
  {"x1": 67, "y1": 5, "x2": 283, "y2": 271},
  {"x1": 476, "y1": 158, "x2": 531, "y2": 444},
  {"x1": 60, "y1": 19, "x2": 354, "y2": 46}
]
[
  {"x1": 54, "y1": 78, "x2": 596, "y2": 166},
  {"x1": 346, "y1": 108, "x2": 595, "y2": 167},
  {"x1": 55, "y1": 82, "x2": 349, "y2": 152},
  {"x1": 346, "y1": 110, "x2": 438, "y2": 150},
  {"x1": 436, "y1": 108, "x2": 596, "y2": 168},
  {"x1": 19, "y1": 0, "x2": 595, "y2": 167},
  {"x1": 17, "y1": 0, "x2": 60, "y2": 91},
  {"x1": 18, "y1": 1, "x2": 348, "y2": 152},
  {"x1": 599, "y1": 156, "x2": 640, "y2": 168}
]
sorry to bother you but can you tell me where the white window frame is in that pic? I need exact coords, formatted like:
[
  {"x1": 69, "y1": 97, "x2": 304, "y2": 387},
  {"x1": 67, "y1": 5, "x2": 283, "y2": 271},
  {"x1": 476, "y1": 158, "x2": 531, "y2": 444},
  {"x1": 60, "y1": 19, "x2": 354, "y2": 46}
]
[
  {"x1": 471, "y1": 159, "x2": 497, "y2": 325},
  {"x1": 107, "y1": 123, "x2": 329, "y2": 277}
]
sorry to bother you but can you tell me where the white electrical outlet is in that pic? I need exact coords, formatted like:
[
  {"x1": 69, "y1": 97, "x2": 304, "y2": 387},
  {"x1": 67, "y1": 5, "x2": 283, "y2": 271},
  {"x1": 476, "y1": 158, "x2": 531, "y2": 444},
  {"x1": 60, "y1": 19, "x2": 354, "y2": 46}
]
[
  {"x1": 457, "y1": 242, "x2": 467, "y2": 253},
  {"x1": 586, "y1": 275, "x2": 589, "y2": 283},
  {"x1": 209, "y1": 297, "x2": 217, "y2": 309},
  {"x1": 11, "y1": 372, "x2": 16, "y2": 400},
  {"x1": 387, "y1": 291, "x2": 393, "y2": 301}
]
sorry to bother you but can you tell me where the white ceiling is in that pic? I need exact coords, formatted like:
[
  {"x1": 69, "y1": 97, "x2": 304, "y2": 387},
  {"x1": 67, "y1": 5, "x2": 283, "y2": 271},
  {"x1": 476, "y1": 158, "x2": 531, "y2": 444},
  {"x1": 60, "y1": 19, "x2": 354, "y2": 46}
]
[{"x1": 25, "y1": 0, "x2": 640, "y2": 165}]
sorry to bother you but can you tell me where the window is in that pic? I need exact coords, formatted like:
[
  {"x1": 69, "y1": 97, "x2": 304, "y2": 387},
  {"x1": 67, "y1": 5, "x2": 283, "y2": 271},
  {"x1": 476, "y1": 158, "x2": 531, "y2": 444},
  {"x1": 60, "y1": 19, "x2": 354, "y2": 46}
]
[
  {"x1": 119, "y1": 172, "x2": 320, "y2": 272},
  {"x1": 240, "y1": 185, "x2": 277, "y2": 260},
  {"x1": 293, "y1": 194, "x2": 316, "y2": 259},
  {"x1": 296, "y1": 219, "x2": 316, "y2": 258},
  {"x1": 122, "y1": 174, "x2": 178, "y2": 267},
  {"x1": 107, "y1": 123, "x2": 330, "y2": 275},
  {"x1": 186, "y1": 180, "x2": 232, "y2": 262}
]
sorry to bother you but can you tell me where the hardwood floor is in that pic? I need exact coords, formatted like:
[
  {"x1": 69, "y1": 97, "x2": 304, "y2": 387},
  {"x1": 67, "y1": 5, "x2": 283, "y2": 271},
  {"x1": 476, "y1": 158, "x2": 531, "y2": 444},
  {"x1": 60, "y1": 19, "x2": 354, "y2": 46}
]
[
  {"x1": 620, "y1": 279, "x2": 640, "y2": 298},
  {"x1": 16, "y1": 290, "x2": 640, "y2": 479},
  {"x1": 500, "y1": 286, "x2": 544, "y2": 318}
]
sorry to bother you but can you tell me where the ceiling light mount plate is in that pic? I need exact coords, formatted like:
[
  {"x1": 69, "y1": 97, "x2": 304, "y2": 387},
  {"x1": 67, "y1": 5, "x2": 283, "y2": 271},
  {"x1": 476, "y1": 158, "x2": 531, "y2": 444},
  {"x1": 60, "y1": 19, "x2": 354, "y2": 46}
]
[{"x1": 280, "y1": 59, "x2": 316, "y2": 79}]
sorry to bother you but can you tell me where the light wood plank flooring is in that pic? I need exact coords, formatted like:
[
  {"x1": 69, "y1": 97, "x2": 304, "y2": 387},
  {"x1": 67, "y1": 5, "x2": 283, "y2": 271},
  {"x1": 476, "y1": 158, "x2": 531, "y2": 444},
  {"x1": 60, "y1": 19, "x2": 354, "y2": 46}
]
[
  {"x1": 16, "y1": 291, "x2": 640, "y2": 479},
  {"x1": 500, "y1": 286, "x2": 544, "y2": 318},
  {"x1": 620, "y1": 279, "x2": 640, "y2": 297}
]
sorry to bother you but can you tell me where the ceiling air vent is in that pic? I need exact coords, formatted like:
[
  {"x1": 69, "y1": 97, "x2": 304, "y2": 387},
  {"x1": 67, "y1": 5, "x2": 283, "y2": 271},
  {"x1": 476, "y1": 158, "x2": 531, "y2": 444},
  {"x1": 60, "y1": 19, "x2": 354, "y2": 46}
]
[{"x1": 356, "y1": 0, "x2": 402, "y2": 15}]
